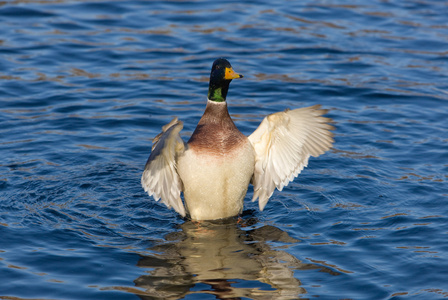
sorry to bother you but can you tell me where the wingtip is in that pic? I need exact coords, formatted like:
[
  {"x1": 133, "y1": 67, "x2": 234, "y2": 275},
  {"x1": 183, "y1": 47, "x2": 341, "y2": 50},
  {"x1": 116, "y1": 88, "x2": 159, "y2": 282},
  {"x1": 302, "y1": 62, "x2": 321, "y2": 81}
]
[{"x1": 258, "y1": 197, "x2": 268, "y2": 211}]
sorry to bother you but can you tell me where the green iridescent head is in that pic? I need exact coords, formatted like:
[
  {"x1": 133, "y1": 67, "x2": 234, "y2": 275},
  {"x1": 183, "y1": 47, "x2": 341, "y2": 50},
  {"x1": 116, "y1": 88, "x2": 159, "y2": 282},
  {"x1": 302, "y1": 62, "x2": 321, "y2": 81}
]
[{"x1": 207, "y1": 58, "x2": 243, "y2": 102}]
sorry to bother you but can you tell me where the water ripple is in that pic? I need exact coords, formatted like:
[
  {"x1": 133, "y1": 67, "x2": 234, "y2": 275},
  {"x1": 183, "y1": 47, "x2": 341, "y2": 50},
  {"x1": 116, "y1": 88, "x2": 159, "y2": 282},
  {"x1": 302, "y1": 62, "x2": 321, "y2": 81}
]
[{"x1": 1, "y1": 0, "x2": 448, "y2": 299}]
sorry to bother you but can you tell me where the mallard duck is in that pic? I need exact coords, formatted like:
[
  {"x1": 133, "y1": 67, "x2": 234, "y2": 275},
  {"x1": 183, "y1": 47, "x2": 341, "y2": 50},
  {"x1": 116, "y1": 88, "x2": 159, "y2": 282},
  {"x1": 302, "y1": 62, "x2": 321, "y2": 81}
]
[{"x1": 141, "y1": 58, "x2": 334, "y2": 220}]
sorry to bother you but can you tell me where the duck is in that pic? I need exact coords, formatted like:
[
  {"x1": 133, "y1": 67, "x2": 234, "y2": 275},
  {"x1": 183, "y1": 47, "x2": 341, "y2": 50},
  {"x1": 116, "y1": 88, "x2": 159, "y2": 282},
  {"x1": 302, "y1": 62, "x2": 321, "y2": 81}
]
[{"x1": 141, "y1": 58, "x2": 334, "y2": 221}]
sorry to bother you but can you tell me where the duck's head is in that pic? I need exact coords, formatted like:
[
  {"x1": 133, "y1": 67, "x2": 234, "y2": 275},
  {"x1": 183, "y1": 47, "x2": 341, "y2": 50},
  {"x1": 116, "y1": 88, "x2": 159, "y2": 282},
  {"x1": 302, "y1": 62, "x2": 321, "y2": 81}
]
[{"x1": 207, "y1": 58, "x2": 243, "y2": 102}]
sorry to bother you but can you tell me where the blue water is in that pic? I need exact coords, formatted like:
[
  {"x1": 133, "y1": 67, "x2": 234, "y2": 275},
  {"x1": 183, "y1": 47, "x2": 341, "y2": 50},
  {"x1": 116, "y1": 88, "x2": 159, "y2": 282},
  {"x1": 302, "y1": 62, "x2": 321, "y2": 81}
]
[{"x1": 1, "y1": 0, "x2": 447, "y2": 299}]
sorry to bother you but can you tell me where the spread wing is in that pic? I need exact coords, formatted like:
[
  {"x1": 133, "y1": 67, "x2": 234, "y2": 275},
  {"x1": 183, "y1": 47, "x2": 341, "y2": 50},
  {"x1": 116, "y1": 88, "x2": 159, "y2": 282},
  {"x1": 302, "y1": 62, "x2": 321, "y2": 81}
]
[
  {"x1": 141, "y1": 118, "x2": 186, "y2": 216},
  {"x1": 248, "y1": 105, "x2": 334, "y2": 211}
]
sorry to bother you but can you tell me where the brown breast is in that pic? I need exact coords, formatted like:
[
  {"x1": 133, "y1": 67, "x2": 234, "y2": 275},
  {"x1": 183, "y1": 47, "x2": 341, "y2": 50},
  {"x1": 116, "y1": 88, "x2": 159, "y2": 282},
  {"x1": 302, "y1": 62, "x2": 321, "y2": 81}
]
[{"x1": 187, "y1": 101, "x2": 247, "y2": 155}]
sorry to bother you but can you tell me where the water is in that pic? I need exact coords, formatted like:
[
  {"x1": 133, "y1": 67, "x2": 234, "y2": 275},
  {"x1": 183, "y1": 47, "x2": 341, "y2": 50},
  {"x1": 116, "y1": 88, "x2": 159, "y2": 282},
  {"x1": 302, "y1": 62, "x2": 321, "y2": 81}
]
[{"x1": 1, "y1": 0, "x2": 447, "y2": 299}]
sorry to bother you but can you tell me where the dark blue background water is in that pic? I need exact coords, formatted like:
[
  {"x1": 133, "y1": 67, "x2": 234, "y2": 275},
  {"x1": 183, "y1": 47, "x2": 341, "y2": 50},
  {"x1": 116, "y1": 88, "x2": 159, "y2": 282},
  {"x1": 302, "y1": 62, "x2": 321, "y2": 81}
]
[{"x1": 1, "y1": 0, "x2": 447, "y2": 299}]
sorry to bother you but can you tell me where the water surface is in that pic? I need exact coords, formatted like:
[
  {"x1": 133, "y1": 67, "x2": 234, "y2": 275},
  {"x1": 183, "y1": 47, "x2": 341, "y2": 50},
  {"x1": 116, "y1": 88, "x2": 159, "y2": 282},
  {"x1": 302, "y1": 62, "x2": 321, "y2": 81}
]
[{"x1": 1, "y1": 0, "x2": 447, "y2": 299}]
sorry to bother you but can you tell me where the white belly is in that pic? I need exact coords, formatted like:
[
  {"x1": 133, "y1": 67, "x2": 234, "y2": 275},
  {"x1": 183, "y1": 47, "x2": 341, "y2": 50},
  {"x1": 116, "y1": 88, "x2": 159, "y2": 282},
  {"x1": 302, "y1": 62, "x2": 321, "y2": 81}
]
[{"x1": 177, "y1": 141, "x2": 255, "y2": 220}]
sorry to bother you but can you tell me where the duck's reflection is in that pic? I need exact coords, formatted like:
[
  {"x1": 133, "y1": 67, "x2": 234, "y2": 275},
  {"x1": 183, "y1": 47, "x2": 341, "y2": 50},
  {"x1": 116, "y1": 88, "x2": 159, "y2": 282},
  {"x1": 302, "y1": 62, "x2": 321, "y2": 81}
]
[{"x1": 134, "y1": 217, "x2": 338, "y2": 299}]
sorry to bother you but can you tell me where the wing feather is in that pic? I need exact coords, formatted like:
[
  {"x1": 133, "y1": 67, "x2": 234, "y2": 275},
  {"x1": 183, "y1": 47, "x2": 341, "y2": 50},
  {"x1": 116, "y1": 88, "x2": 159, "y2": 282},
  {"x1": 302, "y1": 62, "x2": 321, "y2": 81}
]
[
  {"x1": 248, "y1": 105, "x2": 334, "y2": 211},
  {"x1": 141, "y1": 118, "x2": 186, "y2": 216}
]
